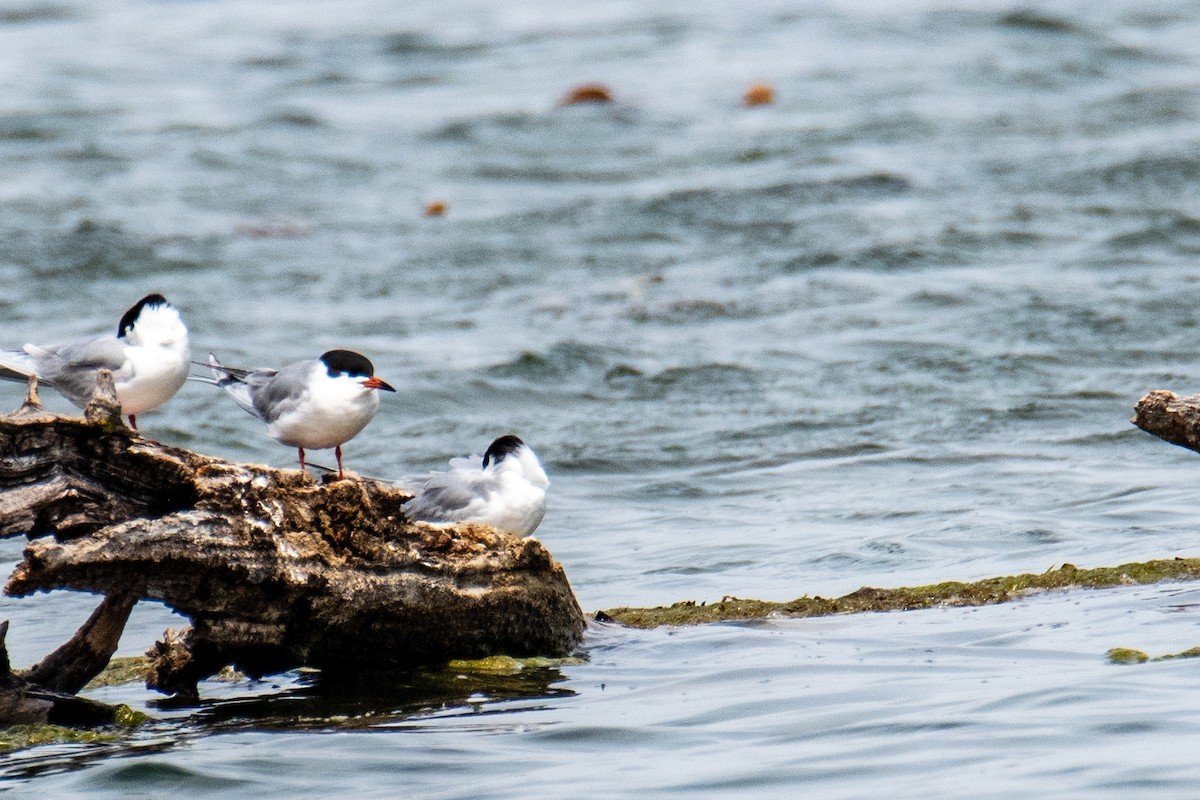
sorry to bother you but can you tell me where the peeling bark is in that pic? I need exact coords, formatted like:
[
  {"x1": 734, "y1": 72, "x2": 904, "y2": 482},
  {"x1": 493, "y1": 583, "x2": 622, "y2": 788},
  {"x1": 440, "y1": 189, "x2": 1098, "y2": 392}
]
[{"x1": 0, "y1": 372, "x2": 586, "y2": 708}]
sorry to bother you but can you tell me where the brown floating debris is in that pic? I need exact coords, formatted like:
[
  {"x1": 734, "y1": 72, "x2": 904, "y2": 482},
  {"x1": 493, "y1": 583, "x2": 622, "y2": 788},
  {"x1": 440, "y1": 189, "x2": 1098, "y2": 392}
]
[
  {"x1": 423, "y1": 200, "x2": 447, "y2": 217},
  {"x1": 560, "y1": 82, "x2": 614, "y2": 106},
  {"x1": 742, "y1": 83, "x2": 776, "y2": 107}
]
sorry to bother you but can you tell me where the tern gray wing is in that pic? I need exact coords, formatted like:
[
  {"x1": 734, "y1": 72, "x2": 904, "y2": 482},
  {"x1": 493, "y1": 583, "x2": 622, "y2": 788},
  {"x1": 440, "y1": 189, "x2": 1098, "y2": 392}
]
[
  {"x1": 249, "y1": 360, "x2": 313, "y2": 423},
  {"x1": 0, "y1": 350, "x2": 36, "y2": 383},
  {"x1": 47, "y1": 337, "x2": 129, "y2": 372},
  {"x1": 404, "y1": 472, "x2": 492, "y2": 522},
  {"x1": 10, "y1": 337, "x2": 128, "y2": 406},
  {"x1": 206, "y1": 353, "x2": 280, "y2": 421}
]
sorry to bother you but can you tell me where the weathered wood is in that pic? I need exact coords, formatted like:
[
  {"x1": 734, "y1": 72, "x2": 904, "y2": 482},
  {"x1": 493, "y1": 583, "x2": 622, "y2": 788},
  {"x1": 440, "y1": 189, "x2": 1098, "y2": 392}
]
[
  {"x1": 23, "y1": 592, "x2": 136, "y2": 694},
  {"x1": 0, "y1": 371, "x2": 196, "y2": 540},
  {"x1": 0, "y1": 621, "x2": 119, "y2": 726},
  {"x1": 0, "y1": 374, "x2": 586, "y2": 703},
  {"x1": 1132, "y1": 389, "x2": 1200, "y2": 453}
]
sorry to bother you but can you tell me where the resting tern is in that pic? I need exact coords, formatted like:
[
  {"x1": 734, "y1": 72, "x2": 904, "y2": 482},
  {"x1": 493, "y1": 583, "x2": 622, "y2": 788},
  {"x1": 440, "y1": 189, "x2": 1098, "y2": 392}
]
[
  {"x1": 401, "y1": 435, "x2": 549, "y2": 537},
  {"x1": 200, "y1": 349, "x2": 394, "y2": 479},
  {"x1": 0, "y1": 293, "x2": 190, "y2": 430}
]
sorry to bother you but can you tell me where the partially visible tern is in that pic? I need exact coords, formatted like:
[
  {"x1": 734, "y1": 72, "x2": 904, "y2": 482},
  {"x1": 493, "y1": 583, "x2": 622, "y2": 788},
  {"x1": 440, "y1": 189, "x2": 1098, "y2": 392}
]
[
  {"x1": 0, "y1": 292, "x2": 190, "y2": 430},
  {"x1": 401, "y1": 435, "x2": 550, "y2": 537}
]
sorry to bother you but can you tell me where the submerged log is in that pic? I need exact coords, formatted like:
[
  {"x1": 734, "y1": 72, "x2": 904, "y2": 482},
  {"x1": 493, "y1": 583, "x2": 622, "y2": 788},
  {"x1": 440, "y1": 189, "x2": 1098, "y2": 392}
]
[{"x1": 0, "y1": 372, "x2": 586, "y2": 704}]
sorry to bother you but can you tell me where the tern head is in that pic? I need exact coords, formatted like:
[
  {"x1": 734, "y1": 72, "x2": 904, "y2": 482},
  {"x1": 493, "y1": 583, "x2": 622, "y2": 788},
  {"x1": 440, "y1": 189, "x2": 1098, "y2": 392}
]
[
  {"x1": 483, "y1": 435, "x2": 525, "y2": 468},
  {"x1": 117, "y1": 293, "x2": 188, "y2": 349},
  {"x1": 482, "y1": 435, "x2": 549, "y2": 486},
  {"x1": 319, "y1": 349, "x2": 395, "y2": 392},
  {"x1": 483, "y1": 435, "x2": 549, "y2": 488}
]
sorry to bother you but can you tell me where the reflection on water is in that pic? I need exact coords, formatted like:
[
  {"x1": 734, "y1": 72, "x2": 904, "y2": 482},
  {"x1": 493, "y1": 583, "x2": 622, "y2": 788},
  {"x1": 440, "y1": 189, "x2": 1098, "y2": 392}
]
[
  {"x1": 1, "y1": 659, "x2": 577, "y2": 780},
  {"x1": 189, "y1": 660, "x2": 578, "y2": 734}
]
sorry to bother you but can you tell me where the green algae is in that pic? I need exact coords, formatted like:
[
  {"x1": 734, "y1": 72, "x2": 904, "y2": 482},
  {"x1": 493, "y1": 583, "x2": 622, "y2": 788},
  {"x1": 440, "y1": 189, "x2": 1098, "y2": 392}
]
[
  {"x1": 0, "y1": 724, "x2": 121, "y2": 751},
  {"x1": 1155, "y1": 647, "x2": 1200, "y2": 661},
  {"x1": 85, "y1": 655, "x2": 244, "y2": 691},
  {"x1": 1106, "y1": 648, "x2": 1150, "y2": 664},
  {"x1": 448, "y1": 655, "x2": 526, "y2": 675},
  {"x1": 1108, "y1": 646, "x2": 1200, "y2": 664},
  {"x1": 601, "y1": 557, "x2": 1200, "y2": 628},
  {"x1": 84, "y1": 656, "x2": 151, "y2": 689},
  {"x1": 0, "y1": 703, "x2": 147, "y2": 753},
  {"x1": 447, "y1": 655, "x2": 586, "y2": 675},
  {"x1": 112, "y1": 704, "x2": 149, "y2": 726}
]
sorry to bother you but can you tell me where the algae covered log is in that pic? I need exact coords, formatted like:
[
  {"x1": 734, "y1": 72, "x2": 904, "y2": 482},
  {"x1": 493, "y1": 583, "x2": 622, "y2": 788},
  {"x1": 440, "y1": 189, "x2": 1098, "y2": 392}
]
[
  {"x1": 601, "y1": 559, "x2": 1200, "y2": 628},
  {"x1": 0, "y1": 375, "x2": 586, "y2": 702}
]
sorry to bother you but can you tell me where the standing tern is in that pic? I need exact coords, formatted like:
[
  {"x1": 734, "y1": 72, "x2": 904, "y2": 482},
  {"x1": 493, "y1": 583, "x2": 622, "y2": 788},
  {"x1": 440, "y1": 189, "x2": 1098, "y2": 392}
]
[
  {"x1": 201, "y1": 349, "x2": 394, "y2": 479},
  {"x1": 0, "y1": 293, "x2": 190, "y2": 430},
  {"x1": 401, "y1": 435, "x2": 549, "y2": 537}
]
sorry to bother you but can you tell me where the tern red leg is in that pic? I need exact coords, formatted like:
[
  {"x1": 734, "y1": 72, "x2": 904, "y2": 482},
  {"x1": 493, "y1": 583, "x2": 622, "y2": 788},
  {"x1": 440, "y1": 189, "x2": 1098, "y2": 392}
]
[
  {"x1": 335, "y1": 445, "x2": 344, "y2": 480},
  {"x1": 298, "y1": 447, "x2": 306, "y2": 473},
  {"x1": 128, "y1": 415, "x2": 137, "y2": 431}
]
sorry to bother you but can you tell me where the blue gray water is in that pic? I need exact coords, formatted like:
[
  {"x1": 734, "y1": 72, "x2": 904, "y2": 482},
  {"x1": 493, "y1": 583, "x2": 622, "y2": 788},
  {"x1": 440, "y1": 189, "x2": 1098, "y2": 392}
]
[{"x1": 3, "y1": 0, "x2": 1200, "y2": 795}]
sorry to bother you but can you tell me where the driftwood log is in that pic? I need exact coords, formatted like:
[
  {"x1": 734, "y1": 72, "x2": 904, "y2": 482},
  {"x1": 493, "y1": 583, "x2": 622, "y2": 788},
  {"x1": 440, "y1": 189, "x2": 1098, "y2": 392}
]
[
  {"x1": 1132, "y1": 390, "x2": 1200, "y2": 453},
  {"x1": 0, "y1": 372, "x2": 585, "y2": 708}
]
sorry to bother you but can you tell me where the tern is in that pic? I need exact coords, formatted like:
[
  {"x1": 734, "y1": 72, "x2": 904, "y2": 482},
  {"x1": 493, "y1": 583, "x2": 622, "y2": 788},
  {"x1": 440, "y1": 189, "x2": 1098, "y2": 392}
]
[
  {"x1": 200, "y1": 349, "x2": 395, "y2": 479},
  {"x1": 401, "y1": 435, "x2": 549, "y2": 537},
  {"x1": 0, "y1": 293, "x2": 190, "y2": 430}
]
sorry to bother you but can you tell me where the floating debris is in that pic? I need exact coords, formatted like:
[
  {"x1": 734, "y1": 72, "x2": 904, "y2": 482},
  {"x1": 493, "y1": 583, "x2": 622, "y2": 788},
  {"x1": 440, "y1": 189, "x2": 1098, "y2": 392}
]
[
  {"x1": 560, "y1": 82, "x2": 614, "y2": 105},
  {"x1": 743, "y1": 83, "x2": 776, "y2": 107}
]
